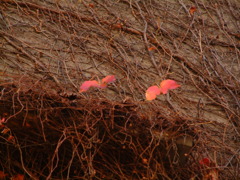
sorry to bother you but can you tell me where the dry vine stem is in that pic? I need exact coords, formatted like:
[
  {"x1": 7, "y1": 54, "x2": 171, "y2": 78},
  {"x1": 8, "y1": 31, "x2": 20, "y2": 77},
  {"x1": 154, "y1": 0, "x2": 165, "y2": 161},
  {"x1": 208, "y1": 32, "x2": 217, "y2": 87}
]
[{"x1": 0, "y1": 0, "x2": 239, "y2": 179}]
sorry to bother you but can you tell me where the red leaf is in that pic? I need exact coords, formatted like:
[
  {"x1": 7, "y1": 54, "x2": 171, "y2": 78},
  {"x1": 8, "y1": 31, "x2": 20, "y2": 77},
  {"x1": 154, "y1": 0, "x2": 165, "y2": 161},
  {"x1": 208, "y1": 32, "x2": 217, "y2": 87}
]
[
  {"x1": 1, "y1": 128, "x2": 10, "y2": 134},
  {"x1": 89, "y1": 3, "x2": 94, "y2": 8},
  {"x1": 7, "y1": 135, "x2": 15, "y2": 142},
  {"x1": 0, "y1": 117, "x2": 5, "y2": 123},
  {"x1": 24, "y1": 122, "x2": 31, "y2": 127},
  {"x1": 12, "y1": 174, "x2": 24, "y2": 180},
  {"x1": 145, "y1": 86, "x2": 161, "y2": 100},
  {"x1": 113, "y1": 23, "x2": 123, "y2": 29},
  {"x1": 100, "y1": 75, "x2": 116, "y2": 88},
  {"x1": 0, "y1": 171, "x2": 8, "y2": 179},
  {"x1": 148, "y1": 46, "x2": 157, "y2": 51},
  {"x1": 199, "y1": 157, "x2": 211, "y2": 167},
  {"x1": 79, "y1": 80, "x2": 100, "y2": 92},
  {"x1": 189, "y1": 6, "x2": 197, "y2": 16},
  {"x1": 159, "y1": 79, "x2": 180, "y2": 94}
]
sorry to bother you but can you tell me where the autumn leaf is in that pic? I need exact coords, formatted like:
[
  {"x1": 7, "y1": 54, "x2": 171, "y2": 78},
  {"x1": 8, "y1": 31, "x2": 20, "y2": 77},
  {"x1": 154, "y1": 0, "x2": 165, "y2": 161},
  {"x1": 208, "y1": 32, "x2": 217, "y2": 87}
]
[
  {"x1": 100, "y1": 75, "x2": 116, "y2": 88},
  {"x1": 199, "y1": 157, "x2": 211, "y2": 167},
  {"x1": 159, "y1": 79, "x2": 180, "y2": 94},
  {"x1": 189, "y1": 6, "x2": 197, "y2": 16},
  {"x1": 79, "y1": 75, "x2": 116, "y2": 92},
  {"x1": 200, "y1": 158, "x2": 219, "y2": 180},
  {"x1": 142, "y1": 158, "x2": 148, "y2": 164},
  {"x1": 79, "y1": 80, "x2": 100, "y2": 92},
  {"x1": 7, "y1": 135, "x2": 15, "y2": 142},
  {"x1": 148, "y1": 46, "x2": 157, "y2": 51},
  {"x1": 101, "y1": 75, "x2": 116, "y2": 84},
  {"x1": 0, "y1": 117, "x2": 5, "y2": 124},
  {"x1": 145, "y1": 86, "x2": 161, "y2": 100},
  {"x1": 145, "y1": 79, "x2": 180, "y2": 100},
  {"x1": 1, "y1": 128, "x2": 10, "y2": 134},
  {"x1": 12, "y1": 174, "x2": 24, "y2": 180},
  {"x1": 113, "y1": 23, "x2": 123, "y2": 29},
  {"x1": 88, "y1": 3, "x2": 94, "y2": 8},
  {"x1": 0, "y1": 171, "x2": 8, "y2": 179},
  {"x1": 25, "y1": 122, "x2": 31, "y2": 127}
]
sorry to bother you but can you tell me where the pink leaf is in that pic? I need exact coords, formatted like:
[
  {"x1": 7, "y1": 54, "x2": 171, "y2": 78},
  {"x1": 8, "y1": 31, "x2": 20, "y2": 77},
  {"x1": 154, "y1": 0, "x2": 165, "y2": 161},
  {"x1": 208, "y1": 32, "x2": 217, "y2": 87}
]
[
  {"x1": 79, "y1": 80, "x2": 100, "y2": 92},
  {"x1": 101, "y1": 75, "x2": 116, "y2": 84},
  {"x1": 159, "y1": 79, "x2": 180, "y2": 94},
  {"x1": 100, "y1": 75, "x2": 116, "y2": 88},
  {"x1": 0, "y1": 117, "x2": 5, "y2": 123},
  {"x1": 145, "y1": 86, "x2": 161, "y2": 101}
]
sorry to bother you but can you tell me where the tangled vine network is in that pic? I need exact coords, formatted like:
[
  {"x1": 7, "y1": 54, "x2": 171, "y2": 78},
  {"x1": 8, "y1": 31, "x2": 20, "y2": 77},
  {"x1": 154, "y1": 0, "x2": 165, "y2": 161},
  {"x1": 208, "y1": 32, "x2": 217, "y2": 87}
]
[{"x1": 0, "y1": 0, "x2": 239, "y2": 179}]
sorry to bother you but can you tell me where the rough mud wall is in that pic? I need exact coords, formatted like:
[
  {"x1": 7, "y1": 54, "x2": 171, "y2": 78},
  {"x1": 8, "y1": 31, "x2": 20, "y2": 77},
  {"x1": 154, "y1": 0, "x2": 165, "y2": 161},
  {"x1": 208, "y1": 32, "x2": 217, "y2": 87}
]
[{"x1": 0, "y1": 0, "x2": 239, "y2": 179}]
